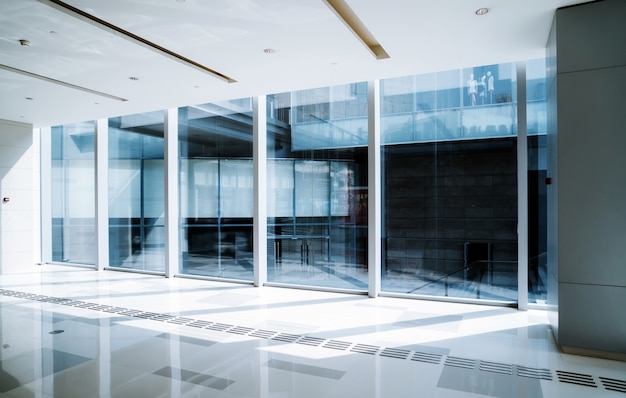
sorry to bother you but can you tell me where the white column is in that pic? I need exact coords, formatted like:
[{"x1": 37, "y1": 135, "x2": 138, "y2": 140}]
[
  {"x1": 95, "y1": 118, "x2": 109, "y2": 271},
  {"x1": 253, "y1": 96, "x2": 268, "y2": 286},
  {"x1": 516, "y1": 61, "x2": 529, "y2": 310},
  {"x1": 368, "y1": 80, "x2": 381, "y2": 298},
  {"x1": 164, "y1": 108, "x2": 179, "y2": 277},
  {"x1": 39, "y1": 127, "x2": 52, "y2": 264}
]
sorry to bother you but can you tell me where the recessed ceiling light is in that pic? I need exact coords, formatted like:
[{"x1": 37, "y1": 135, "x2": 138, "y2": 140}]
[
  {"x1": 18, "y1": 39, "x2": 30, "y2": 46},
  {"x1": 25, "y1": 97, "x2": 34, "y2": 100},
  {"x1": 129, "y1": 76, "x2": 139, "y2": 80},
  {"x1": 263, "y1": 48, "x2": 275, "y2": 54},
  {"x1": 475, "y1": 8, "x2": 489, "y2": 15}
]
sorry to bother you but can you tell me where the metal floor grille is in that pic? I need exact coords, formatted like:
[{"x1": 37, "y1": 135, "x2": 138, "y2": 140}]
[{"x1": 1, "y1": 288, "x2": 623, "y2": 394}]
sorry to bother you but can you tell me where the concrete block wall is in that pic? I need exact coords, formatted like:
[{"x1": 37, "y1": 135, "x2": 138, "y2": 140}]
[{"x1": 384, "y1": 137, "x2": 518, "y2": 281}]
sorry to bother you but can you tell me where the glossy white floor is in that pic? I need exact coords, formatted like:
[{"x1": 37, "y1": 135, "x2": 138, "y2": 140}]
[{"x1": 0, "y1": 265, "x2": 624, "y2": 398}]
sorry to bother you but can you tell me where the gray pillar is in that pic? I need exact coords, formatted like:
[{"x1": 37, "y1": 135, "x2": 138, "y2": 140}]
[{"x1": 548, "y1": 0, "x2": 626, "y2": 360}]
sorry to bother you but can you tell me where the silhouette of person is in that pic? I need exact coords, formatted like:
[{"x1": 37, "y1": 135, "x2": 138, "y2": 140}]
[
  {"x1": 479, "y1": 73, "x2": 486, "y2": 104},
  {"x1": 467, "y1": 74, "x2": 477, "y2": 106},
  {"x1": 487, "y1": 71, "x2": 494, "y2": 103}
]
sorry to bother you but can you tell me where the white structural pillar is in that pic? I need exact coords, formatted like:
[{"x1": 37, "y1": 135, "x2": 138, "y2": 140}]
[
  {"x1": 516, "y1": 61, "x2": 528, "y2": 310},
  {"x1": 368, "y1": 80, "x2": 382, "y2": 298},
  {"x1": 95, "y1": 118, "x2": 109, "y2": 271},
  {"x1": 39, "y1": 127, "x2": 52, "y2": 264},
  {"x1": 164, "y1": 108, "x2": 179, "y2": 277},
  {"x1": 253, "y1": 95, "x2": 268, "y2": 286}
]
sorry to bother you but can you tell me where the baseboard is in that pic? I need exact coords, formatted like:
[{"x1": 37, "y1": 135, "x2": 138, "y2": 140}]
[{"x1": 561, "y1": 345, "x2": 626, "y2": 362}]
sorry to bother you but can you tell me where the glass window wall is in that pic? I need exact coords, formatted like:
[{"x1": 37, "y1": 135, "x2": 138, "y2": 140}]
[
  {"x1": 179, "y1": 99, "x2": 254, "y2": 280},
  {"x1": 51, "y1": 122, "x2": 96, "y2": 265},
  {"x1": 108, "y1": 112, "x2": 165, "y2": 271},
  {"x1": 381, "y1": 64, "x2": 519, "y2": 302},
  {"x1": 527, "y1": 58, "x2": 548, "y2": 304},
  {"x1": 45, "y1": 59, "x2": 551, "y2": 307},
  {"x1": 266, "y1": 85, "x2": 368, "y2": 290}
]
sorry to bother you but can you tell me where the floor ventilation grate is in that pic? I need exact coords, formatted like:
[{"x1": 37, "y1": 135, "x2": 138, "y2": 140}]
[
  {"x1": 600, "y1": 377, "x2": 626, "y2": 393},
  {"x1": 167, "y1": 317, "x2": 194, "y2": 325},
  {"x1": 63, "y1": 300, "x2": 83, "y2": 306},
  {"x1": 479, "y1": 361, "x2": 513, "y2": 375},
  {"x1": 297, "y1": 336, "x2": 326, "y2": 347},
  {"x1": 91, "y1": 304, "x2": 112, "y2": 311},
  {"x1": 556, "y1": 370, "x2": 597, "y2": 388},
  {"x1": 102, "y1": 306, "x2": 127, "y2": 314},
  {"x1": 119, "y1": 309, "x2": 142, "y2": 316},
  {"x1": 151, "y1": 314, "x2": 177, "y2": 322},
  {"x1": 187, "y1": 320, "x2": 213, "y2": 328},
  {"x1": 445, "y1": 356, "x2": 476, "y2": 369},
  {"x1": 380, "y1": 348, "x2": 411, "y2": 360},
  {"x1": 411, "y1": 351, "x2": 443, "y2": 364},
  {"x1": 227, "y1": 326, "x2": 254, "y2": 335},
  {"x1": 74, "y1": 302, "x2": 99, "y2": 309},
  {"x1": 249, "y1": 329, "x2": 277, "y2": 339},
  {"x1": 351, "y1": 344, "x2": 380, "y2": 355},
  {"x1": 3, "y1": 288, "x2": 623, "y2": 393},
  {"x1": 206, "y1": 323, "x2": 232, "y2": 331},
  {"x1": 322, "y1": 340, "x2": 352, "y2": 351},
  {"x1": 134, "y1": 312, "x2": 159, "y2": 319},
  {"x1": 516, "y1": 365, "x2": 553, "y2": 380},
  {"x1": 271, "y1": 333, "x2": 301, "y2": 343}
]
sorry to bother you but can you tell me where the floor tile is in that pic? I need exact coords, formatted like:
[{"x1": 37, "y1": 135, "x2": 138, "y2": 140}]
[{"x1": 1, "y1": 265, "x2": 625, "y2": 397}]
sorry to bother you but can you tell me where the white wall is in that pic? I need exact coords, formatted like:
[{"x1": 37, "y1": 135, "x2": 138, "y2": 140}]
[{"x1": 0, "y1": 119, "x2": 38, "y2": 274}]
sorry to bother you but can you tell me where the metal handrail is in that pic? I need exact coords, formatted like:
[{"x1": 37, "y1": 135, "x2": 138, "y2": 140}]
[{"x1": 406, "y1": 252, "x2": 547, "y2": 297}]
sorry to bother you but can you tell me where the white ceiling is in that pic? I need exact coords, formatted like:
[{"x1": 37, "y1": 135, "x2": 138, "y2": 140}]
[{"x1": 0, "y1": 0, "x2": 588, "y2": 128}]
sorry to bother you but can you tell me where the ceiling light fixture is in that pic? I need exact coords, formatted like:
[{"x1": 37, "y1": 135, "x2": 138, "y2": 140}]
[
  {"x1": 0, "y1": 64, "x2": 128, "y2": 101},
  {"x1": 40, "y1": 0, "x2": 236, "y2": 83},
  {"x1": 129, "y1": 76, "x2": 139, "y2": 80},
  {"x1": 18, "y1": 39, "x2": 30, "y2": 46},
  {"x1": 475, "y1": 8, "x2": 489, "y2": 16},
  {"x1": 263, "y1": 48, "x2": 275, "y2": 54},
  {"x1": 324, "y1": 0, "x2": 390, "y2": 60}
]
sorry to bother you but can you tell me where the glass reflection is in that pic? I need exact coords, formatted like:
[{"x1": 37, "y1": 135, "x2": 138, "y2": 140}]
[
  {"x1": 267, "y1": 85, "x2": 368, "y2": 290},
  {"x1": 527, "y1": 58, "x2": 548, "y2": 304},
  {"x1": 179, "y1": 99, "x2": 254, "y2": 280},
  {"x1": 51, "y1": 122, "x2": 96, "y2": 265},
  {"x1": 108, "y1": 112, "x2": 165, "y2": 272},
  {"x1": 381, "y1": 64, "x2": 518, "y2": 302}
]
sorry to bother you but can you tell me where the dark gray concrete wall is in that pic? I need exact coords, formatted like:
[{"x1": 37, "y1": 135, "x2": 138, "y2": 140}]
[
  {"x1": 548, "y1": 0, "x2": 626, "y2": 357},
  {"x1": 384, "y1": 138, "x2": 518, "y2": 283}
]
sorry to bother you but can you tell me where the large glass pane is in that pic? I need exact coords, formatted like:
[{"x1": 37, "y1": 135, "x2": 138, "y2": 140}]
[
  {"x1": 267, "y1": 85, "x2": 368, "y2": 290},
  {"x1": 51, "y1": 122, "x2": 96, "y2": 265},
  {"x1": 179, "y1": 99, "x2": 254, "y2": 280},
  {"x1": 108, "y1": 112, "x2": 165, "y2": 271},
  {"x1": 381, "y1": 64, "x2": 518, "y2": 302},
  {"x1": 527, "y1": 58, "x2": 548, "y2": 304}
]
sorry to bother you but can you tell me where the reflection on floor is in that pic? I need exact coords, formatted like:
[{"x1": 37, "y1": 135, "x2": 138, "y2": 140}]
[
  {"x1": 1, "y1": 265, "x2": 624, "y2": 397},
  {"x1": 182, "y1": 254, "x2": 520, "y2": 302}
]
